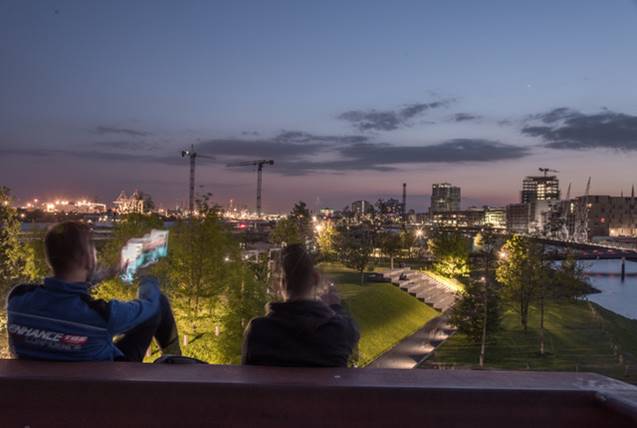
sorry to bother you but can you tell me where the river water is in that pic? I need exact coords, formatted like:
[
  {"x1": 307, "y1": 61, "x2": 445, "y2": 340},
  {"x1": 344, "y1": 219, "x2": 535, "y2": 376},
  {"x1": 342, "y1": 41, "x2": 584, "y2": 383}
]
[{"x1": 581, "y1": 259, "x2": 637, "y2": 320}]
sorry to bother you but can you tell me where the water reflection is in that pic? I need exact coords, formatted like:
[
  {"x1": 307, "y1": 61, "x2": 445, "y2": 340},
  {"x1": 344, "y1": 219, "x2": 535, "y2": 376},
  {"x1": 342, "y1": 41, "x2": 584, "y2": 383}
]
[{"x1": 581, "y1": 259, "x2": 637, "y2": 320}]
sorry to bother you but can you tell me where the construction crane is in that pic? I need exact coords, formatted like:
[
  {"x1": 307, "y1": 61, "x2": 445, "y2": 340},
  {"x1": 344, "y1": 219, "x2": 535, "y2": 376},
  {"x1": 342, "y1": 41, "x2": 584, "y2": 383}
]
[
  {"x1": 181, "y1": 145, "x2": 214, "y2": 215},
  {"x1": 539, "y1": 167, "x2": 559, "y2": 176},
  {"x1": 226, "y1": 160, "x2": 274, "y2": 217}
]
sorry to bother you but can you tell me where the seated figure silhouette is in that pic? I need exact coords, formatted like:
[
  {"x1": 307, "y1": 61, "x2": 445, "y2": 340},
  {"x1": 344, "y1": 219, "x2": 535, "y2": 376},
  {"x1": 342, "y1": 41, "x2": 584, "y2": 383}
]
[
  {"x1": 6, "y1": 221, "x2": 181, "y2": 362},
  {"x1": 242, "y1": 244, "x2": 359, "y2": 367}
]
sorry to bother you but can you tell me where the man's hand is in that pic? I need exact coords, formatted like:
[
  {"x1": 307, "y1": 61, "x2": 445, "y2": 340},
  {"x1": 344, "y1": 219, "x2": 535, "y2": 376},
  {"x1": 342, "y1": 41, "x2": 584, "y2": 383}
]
[
  {"x1": 321, "y1": 283, "x2": 341, "y2": 306},
  {"x1": 89, "y1": 265, "x2": 119, "y2": 285}
]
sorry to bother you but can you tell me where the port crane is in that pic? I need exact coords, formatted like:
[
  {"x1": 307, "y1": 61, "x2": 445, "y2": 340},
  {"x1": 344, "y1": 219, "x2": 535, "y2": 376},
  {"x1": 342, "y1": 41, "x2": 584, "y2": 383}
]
[
  {"x1": 181, "y1": 145, "x2": 214, "y2": 214},
  {"x1": 227, "y1": 160, "x2": 274, "y2": 217},
  {"x1": 539, "y1": 167, "x2": 559, "y2": 177}
]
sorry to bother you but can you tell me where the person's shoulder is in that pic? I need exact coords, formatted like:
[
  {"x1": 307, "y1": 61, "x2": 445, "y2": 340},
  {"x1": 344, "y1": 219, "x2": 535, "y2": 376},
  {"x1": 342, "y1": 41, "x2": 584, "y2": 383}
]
[
  {"x1": 246, "y1": 315, "x2": 269, "y2": 331},
  {"x1": 7, "y1": 283, "x2": 40, "y2": 301}
]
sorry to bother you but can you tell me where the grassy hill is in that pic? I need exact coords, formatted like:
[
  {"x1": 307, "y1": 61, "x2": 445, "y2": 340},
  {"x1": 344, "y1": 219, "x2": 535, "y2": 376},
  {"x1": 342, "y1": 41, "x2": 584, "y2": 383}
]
[
  {"x1": 320, "y1": 263, "x2": 439, "y2": 366},
  {"x1": 426, "y1": 299, "x2": 637, "y2": 383}
]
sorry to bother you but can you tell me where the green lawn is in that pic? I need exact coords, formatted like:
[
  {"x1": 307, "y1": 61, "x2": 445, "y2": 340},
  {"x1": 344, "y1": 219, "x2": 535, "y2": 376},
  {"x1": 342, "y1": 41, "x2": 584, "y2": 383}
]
[
  {"x1": 320, "y1": 263, "x2": 440, "y2": 366},
  {"x1": 428, "y1": 300, "x2": 637, "y2": 383}
]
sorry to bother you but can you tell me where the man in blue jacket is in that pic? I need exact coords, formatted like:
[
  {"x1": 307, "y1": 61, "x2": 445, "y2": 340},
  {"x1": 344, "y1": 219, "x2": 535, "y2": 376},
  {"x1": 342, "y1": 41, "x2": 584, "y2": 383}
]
[{"x1": 6, "y1": 221, "x2": 181, "y2": 362}]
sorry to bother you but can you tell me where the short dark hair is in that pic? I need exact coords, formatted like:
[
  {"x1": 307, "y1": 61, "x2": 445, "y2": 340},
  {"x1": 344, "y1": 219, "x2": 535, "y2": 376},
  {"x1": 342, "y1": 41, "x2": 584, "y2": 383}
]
[
  {"x1": 281, "y1": 244, "x2": 315, "y2": 297},
  {"x1": 45, "y1": 221, "x2": 93, "y2": 276}
]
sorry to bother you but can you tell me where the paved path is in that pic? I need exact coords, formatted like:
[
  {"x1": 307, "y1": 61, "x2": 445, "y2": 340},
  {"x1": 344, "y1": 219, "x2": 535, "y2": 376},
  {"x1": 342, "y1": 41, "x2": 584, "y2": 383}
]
[{"x1": 367, "y1": 314, "x2": 455, "y2": 369}]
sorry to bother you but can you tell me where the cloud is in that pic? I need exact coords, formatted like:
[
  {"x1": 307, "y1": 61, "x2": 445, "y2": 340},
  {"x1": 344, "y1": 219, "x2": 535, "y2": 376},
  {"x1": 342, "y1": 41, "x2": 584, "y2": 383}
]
[
  {"x1": 1, "y1": 134, "x2": 529, "y2": 177},
  {"x1": 196, "y1": 130, "x2": 368, "y2": 160},
  {"x1": 274, "y1": 139, "x2": 529, "y2": 175},
  {"x1": 95, "y1": 141, "x2": 160, "y2": 151},
  {"x1": 338, "y1": 99, "x2": 454, "y2": 131},
  {"x1": 522, "y1": 108, "x2": 637, "y2": 150},
  {"x1": 0, "y1": 147, "x2": 172, "y2": 164},
  {"x1": 452, "y1": 113, "x2": 480, "y2": 122},
  {"x1": 95, "y1": 126, "x2": 151, "y2": 137}
]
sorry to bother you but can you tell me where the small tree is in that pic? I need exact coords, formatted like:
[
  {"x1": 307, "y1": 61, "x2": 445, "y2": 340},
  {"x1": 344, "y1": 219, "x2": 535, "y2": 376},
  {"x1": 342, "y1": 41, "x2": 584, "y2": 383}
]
[
  {"x1": 315, "y1": 220, "x2": 336, "y2": 261},
  {"x1": 270, "y1": 217, "x2": 303, "y2": 246},
  {"x1": 472, "y1": 230, "x2": 502, "y2": 366},
  {"x1": 270, "y1": 201, "x2": 312, "y2": 246},
  {"x1": 378, "y1": 231, "x2": 402, "y2": 270},
  {"x1": 0, "y1": 186, "x2": 36, "y2": 357},
  {"x1": 496, "y1": 235, "x2": 541, "y2": 332},
  {"x1": 0, "y1": 186, "x2": 37, "y2": 296},
  {"x1": 429, "y1": 231, "x2": 470, "y2": 278},
  {"x1": 334, "y1": 224, "x2": 375, "y2": 284},
  {"x1": 450, "y1": 278, "x2": 502, "y2": 346},
  {"x1": 290, "y1": 201, "x2": 312, "y2": 243}
]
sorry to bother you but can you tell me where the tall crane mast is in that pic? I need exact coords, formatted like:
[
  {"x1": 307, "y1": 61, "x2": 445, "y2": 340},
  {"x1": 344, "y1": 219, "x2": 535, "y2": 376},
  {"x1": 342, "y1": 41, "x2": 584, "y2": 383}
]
[
  {"x1": 227, "y1": 159, "x2": 274, "y2": 217},
  {"x1": 181, "y1": 145, "x2": 214, "y2": 215}
]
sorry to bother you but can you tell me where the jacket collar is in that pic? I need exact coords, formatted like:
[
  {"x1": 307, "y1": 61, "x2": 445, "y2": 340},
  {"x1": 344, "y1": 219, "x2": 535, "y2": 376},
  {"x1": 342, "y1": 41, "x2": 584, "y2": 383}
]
[{"x1": 43, "y1": 277, "x2": 91, "y2": 295}]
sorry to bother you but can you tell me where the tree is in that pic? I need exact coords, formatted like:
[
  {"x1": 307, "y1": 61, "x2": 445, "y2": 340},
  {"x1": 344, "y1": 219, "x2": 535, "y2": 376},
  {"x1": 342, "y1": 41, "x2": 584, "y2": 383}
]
[
  {"x1": 0, "y1": 186, "x2": 36, "y2": 357},
  {"x1": 270, "y1": 217, "x2": 303, "y2": 245},
  {"x1": 0, "y1": 187, "x2": 36, "y2": 296},
  {"x1": 26, "y1": 227, "x2": 50, "y2": 282},
  {"x1": 429, "y1": 231, "x2": 470, "y2": 278},
  {"x1": 290, "y1": 201, "x2": 312, "y2": 243},
  {"x1": 270, "y1": 201, "x2": 312, "y2": 246},
  {"x1": 535, "y1": 248, "x2": 590, "y2": 356},
  {"x1": 334, "y1": 224, "x2": 375, "y2": 284},
  {"x1": 472, "y1": 230, "x2": 502, "y2": 366},
  {"x1": 160, "y1": 198, "x2": 238, "y2": 353},
  {"x1": 553, "y1": 249, "x2": 590, "y2": 298},
  {"x1": 215, "y1": 262, "x2": 268, "y2": 363},
  {"x1": 315, "y1": 220, "x2": 336, "y2": 261},
  {"x1": 401, "y1": 228, "x2": 417, "y2": 258},
  {"x1": 378, "y1": 231, "x2": 402, "y2": 270},
  {"x1": 450, "y1": 277, "x2": 502, "y2": 348},
  {"x1": 496, "y1": 235, "x2": 542, "y2": 332}
]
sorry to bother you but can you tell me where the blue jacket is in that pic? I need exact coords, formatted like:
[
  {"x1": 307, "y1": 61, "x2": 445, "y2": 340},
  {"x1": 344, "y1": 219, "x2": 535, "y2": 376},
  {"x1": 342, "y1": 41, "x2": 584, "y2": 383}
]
[{"x1": 6, "y1": 276, "x2": 161, "y2": 361}]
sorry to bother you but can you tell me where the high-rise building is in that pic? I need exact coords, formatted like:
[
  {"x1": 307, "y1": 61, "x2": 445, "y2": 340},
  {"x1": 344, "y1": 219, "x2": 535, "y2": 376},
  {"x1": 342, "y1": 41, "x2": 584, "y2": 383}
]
[
  {"x1": 521, "y1": 175, "x2": 560, "y2": 203},
  {"x1": 350, "y1": 200, "x2": 374, "y2": 216},
  {"x1": 430, "y1": 183, "x2": 461, "y2": 213},
  {"x1": 562, "y1": 195, "x2": 637, "y2": 239}
]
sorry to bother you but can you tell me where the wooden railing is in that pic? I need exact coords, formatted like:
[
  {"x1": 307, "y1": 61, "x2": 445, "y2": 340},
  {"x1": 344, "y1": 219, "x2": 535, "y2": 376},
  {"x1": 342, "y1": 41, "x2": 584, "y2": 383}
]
[{"x1": 0, "y1": 360, "x2": 636, "y2": 427}]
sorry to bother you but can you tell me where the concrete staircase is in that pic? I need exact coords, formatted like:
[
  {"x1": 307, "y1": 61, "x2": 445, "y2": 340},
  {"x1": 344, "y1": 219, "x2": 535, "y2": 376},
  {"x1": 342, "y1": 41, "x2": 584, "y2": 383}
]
[{"x1": 384, "y1": 268, "x2": 458, "y2": 312}]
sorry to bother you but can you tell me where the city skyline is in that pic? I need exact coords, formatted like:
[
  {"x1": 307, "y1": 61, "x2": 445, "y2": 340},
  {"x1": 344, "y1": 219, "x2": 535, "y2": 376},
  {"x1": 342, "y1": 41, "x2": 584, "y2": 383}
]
[{"x1": 2, "y1": 1, "x2": 637, "y2": 211}]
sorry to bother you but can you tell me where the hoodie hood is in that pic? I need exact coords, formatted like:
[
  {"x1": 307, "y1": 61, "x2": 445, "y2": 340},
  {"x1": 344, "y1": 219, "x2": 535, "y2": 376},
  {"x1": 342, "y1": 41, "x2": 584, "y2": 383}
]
[{"x1": 265, "y1": 300, "x2": 336, "y2": 333}]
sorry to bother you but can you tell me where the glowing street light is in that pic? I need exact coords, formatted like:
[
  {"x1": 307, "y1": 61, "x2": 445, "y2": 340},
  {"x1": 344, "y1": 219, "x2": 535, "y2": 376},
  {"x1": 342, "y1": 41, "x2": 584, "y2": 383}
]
[
  {"x1": 498, "y1": 250, "x2": 508, "y2": 260},
  {"x1": 415, "y1": 229, "x2": 424, "y2": 238}
]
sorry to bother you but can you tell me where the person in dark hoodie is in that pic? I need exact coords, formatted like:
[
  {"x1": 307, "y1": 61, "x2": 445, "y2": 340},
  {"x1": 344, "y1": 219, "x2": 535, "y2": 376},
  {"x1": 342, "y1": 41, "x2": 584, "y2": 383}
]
[{"x1": 241, "y1": 244, "x2": 359, "y2": 367}]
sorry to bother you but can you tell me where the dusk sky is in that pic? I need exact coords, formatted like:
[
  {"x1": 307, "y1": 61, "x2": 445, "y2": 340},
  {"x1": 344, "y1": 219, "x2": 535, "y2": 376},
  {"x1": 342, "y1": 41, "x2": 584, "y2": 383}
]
[{"x1": 2, "y1": 1, "x2": 637, "y2": 213}]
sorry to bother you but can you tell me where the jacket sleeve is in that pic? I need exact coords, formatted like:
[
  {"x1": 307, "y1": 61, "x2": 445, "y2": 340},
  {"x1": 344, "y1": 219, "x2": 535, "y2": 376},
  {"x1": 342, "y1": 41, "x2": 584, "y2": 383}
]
[
  {"x1": 107, "y1": 276, "x2": 161, "y2": 335},
  {"x1": 330, "y1": 304, "x2": 361, "y2": 345},
  {"x1": 240, "y1": 320, "x2": 255, "y2": 365}
]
